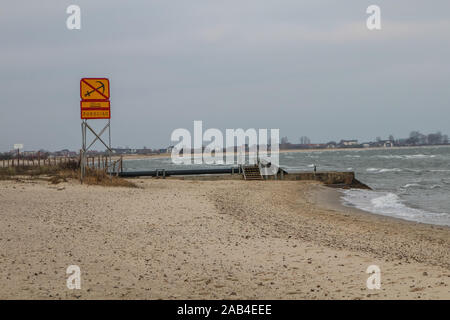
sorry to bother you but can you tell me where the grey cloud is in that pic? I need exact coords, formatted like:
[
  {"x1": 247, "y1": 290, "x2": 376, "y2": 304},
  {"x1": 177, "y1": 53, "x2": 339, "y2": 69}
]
[{"x1": 0, "y1": 1, "x2": 449, "y2": 151}]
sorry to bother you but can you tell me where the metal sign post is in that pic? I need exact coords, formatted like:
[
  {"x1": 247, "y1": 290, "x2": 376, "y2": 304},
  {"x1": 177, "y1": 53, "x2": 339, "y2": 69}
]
[
  {"x1": 80, "y1": 78, "x2": 111, "y2": 183},
  {"x1": 80, "y1": 119, "x2": 112, "y2": 182}
]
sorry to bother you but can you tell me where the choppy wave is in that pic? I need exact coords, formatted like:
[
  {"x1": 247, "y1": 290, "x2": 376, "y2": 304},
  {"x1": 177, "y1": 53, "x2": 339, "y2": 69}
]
[
  {"x1": 403, "y1": 168, "x2": 423, "y2": 173},
  {"x1": 404, "y1": 154, "x2": 436, "y2": 159},
  {"x1": 401, "y1": 182, "x2": 443, "y2": 190},
  {"x1": 374, "y1": 154, "x2": 437, "y2": 160},
  {"x1": 401, "y1": 183, "x2": 423, "y2": 189},
  {"x1": 366, "y1": 168, "x2": 403, "y2": 173},
  {"x1": 374, "y1": 155, "x2": 404, "y2": 159},
  {"x1": 341, "y1": 189, "x2": 449, "y2": 226}
]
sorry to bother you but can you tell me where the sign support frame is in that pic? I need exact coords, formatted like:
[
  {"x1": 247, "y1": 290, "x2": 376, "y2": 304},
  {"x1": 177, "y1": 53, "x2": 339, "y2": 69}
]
[
  {"x1": 80, "y1": 119, "x2": 112, "y2": 183},
  {"x1": 79, "y1": 77, "x2": 112, "y2": 183}
]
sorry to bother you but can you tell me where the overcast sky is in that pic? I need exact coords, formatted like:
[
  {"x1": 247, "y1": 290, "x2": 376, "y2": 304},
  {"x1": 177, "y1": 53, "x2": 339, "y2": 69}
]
[{"x1": 1, "y1": 1, "x2": 449, "y2": 151}]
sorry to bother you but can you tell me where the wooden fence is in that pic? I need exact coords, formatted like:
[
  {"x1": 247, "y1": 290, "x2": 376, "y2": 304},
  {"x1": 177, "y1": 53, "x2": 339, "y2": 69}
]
[
  {"x1": 0, "y1": 154, "x2": 79, "y2": 168},
  {"x1": 83, "y1": 155, "x2": 123, "y2": 173},
  {"x1": 1, "y1": 152, "x2": 123, "y2": 176}
]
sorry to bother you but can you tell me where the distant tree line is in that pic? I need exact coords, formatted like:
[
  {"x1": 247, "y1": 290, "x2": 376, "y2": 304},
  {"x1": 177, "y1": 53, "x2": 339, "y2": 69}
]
[
  {"x1": 0, "y1": 151, "x2": 51, "y2": 161},
  {"x1": 402, "y1": 131, "x2": 449, "y2": 146},
  {"x1": 280, "y1": 130, "x2": 449, "y2": 150}
]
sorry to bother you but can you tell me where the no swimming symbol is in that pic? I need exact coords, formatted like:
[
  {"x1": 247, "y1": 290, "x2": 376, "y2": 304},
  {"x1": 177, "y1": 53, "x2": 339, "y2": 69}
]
[{"x1": 80, "y1": 78, "x2": 110, "y2": 101}]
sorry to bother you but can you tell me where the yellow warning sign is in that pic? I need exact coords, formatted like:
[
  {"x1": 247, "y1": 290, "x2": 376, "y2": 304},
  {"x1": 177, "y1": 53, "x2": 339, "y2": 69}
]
[
  {"x1": 80, "y1": 101, "x2": 110, "y2": 109},
  {"x1": 81, "y1": 109, "x2": 110, "y2": 119},
  {"x1": 80, "y1": 78, "x2": 110, "y2": 101}
]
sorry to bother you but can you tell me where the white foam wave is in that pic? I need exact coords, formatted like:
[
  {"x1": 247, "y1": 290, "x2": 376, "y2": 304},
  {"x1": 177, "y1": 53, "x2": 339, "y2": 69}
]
[
  {"x1": 373, "y1": 154, "x2": 437, "y2": 160},
  {"x1": 404, "y1": 168, "x2": 423, "y2": 173},
  {"x1": 370, "y1": 193, "x2": 404, "y2": 210},
  {"x1": 366, "y1": 168, "x2": 403, "y2": 173},
  {"x1": 341, "y1": 190, "x2": 449, "y2": 226},
  {"x1": 402, "y1": 183, "x2": 422, "y2": 189},
  {"x1": 374, "y1": 155, "x2": 403, "y2": 159},
  {"x1": 404, "y1": 154, "x2": 436, "y2": 159},
  {"x1": 401, "y1": 182, "x2": 444, "y2": 190},
  {"x1": 345, "y1": 155, "x2": 360, "y2": 158},
  {"x1": 380, "y1": 168, "x2": 402, "y2": 173}
]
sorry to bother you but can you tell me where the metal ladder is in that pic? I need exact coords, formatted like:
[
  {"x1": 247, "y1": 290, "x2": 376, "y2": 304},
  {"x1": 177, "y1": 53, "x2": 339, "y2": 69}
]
[{"x1": 241, "y1": 164, "x2": 263, "y2": 180}]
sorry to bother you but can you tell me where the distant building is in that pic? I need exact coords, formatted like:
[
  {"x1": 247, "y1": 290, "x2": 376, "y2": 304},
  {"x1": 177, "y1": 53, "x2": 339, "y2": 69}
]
[
  {"x1": 54, "y1": 149, "x2": 77, "y2": 157},
  {"x1": 308, "y1": 144, "x2": 326, "y2": 149},
  {"x1": 371, "y1": 140, "x2": 394, "y2": 148},
  {"x1": 22, "y1": 151, "x2": 37, "y2": 156},
  {"x1": 326, "y1": 142, "x2": 337, "y2": 149},
  {"x1": 111, "y1": 148, "x2": 136, "y2": 155},
  {"x1": 136, "y1": 149, "x2": 147, "y2": 155},
  {"x1": 339, "y1": 140, "x2": 359, "y2": 147}
]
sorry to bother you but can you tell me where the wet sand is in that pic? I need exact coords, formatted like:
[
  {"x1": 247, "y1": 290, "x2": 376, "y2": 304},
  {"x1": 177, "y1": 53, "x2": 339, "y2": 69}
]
[{"x1": 0, "y1": 178, "x2": 448, "y2": 299}]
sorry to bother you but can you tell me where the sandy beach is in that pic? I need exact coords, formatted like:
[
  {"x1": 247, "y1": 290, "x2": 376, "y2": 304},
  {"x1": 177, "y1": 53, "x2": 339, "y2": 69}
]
[{"x1": 0, "y1": 177, "x2": 448, "y2": 299}]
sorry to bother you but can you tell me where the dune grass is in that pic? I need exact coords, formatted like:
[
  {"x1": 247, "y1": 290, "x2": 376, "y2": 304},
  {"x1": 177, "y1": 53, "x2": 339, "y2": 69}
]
[
  {"x1": 0, "y1": 163, "x2": 136, "y2": 188},
  {"x1": 81, "y1": 168, "x2": 137, "y2": 188}
]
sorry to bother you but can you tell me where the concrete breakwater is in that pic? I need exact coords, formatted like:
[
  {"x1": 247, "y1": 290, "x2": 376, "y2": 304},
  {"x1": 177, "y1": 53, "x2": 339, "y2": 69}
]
[
  {"x1": 119, "y1": 168, "x2": 370, "y2": 189},
  {"x1": 273, "y1": 171, "x2": 371, "y2": 189}
]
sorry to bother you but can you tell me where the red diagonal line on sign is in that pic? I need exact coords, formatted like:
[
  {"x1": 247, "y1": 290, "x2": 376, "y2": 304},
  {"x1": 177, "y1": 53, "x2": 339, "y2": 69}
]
[{"x1": 81, "y1": 79, "x2": 109, "y2": 100}]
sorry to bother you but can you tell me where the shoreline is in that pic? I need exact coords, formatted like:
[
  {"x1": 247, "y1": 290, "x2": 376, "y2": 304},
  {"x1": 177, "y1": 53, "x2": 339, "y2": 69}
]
[
  {"x1": 113, "y1": 144, "x2": 450, "y2": 161},
  {"x1": 314, "y1": 185, "x2": 450, "y2": 229},
  {"x1": 0, "y1": 178, "x2": 448, "y2": 299}
]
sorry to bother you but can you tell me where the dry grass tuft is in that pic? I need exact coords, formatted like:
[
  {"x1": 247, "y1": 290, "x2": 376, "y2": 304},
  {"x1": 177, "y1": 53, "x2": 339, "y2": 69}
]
[
  {"x1": 82, "y1": 168, "x2": 137, "y2": 188},
  {"x1": 0, "y1": 161, "x2": 79, "y2": 178},
  {"x1": 49, "y1": 175, "x2": 68, "y2": 184},
  {"x1": 0, "y1": 164, "x2": 136, "y2": 188}
]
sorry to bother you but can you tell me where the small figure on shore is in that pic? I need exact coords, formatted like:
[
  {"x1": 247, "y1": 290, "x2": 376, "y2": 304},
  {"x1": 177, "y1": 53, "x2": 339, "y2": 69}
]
[{"x1": 314, "y1": 165, "x2": 317, "y2": 173}]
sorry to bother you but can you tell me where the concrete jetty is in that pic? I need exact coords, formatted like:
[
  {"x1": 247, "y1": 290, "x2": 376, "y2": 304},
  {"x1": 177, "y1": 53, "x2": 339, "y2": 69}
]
[{"x1": 118, "y1": 167, "x2": 370, "y2": 189}]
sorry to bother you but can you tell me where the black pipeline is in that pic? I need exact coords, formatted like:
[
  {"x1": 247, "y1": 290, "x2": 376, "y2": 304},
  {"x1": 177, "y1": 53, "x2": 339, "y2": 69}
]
[{"x1": 118, "y1": 167, "x2": 240, "y2": 178}]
